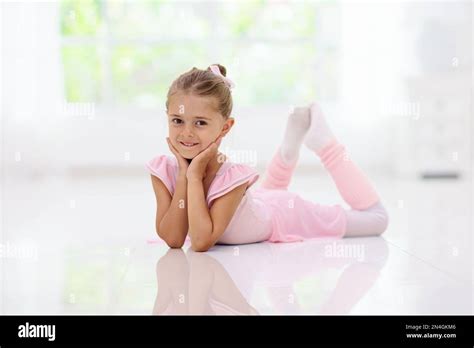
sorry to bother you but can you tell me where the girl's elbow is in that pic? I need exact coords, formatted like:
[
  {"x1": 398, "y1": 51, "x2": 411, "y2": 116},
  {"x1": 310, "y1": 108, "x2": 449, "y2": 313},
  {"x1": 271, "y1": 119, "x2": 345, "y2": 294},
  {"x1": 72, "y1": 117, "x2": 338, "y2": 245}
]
[
  {"x1": 191, "y1": 244, "x2": 210, "y2": 252},
  {"x1": 190, "y1": 238, "x2": 213, "y2": 252},
  {"x1": 157, "y1": 228, "x2": 185, "y2": 249},
  {"x1": 162, "y1": 233, "x2": 185, "y2": 248},
  {"x1": 166, "y1": 239, "x2": 185, "y2": 249}
]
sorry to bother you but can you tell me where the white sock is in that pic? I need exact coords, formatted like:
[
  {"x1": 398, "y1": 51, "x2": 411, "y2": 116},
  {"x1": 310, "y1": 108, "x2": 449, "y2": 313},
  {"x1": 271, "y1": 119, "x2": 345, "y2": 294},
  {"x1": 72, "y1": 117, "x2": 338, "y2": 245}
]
[
  {"x1": 280, "y1": 106, "x2": 311, "y2": 165},
  {"x1": 303, "y1": 102, "x2": 336, "y2": 153}
]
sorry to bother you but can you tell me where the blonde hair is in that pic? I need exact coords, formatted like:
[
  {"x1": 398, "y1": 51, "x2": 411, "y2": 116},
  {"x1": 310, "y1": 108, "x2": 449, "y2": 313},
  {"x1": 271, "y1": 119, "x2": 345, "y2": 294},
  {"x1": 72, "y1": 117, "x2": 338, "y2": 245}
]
[{"x1": 166, "y1": 64, "x2": 233, "y2": 119}]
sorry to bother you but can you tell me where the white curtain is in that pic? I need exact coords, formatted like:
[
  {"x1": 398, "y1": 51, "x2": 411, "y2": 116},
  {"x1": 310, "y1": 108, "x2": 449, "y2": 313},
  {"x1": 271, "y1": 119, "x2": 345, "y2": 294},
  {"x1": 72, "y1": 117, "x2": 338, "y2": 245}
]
[{"x1": 1, "y1": 1, "x2": 64, "y2": 177}]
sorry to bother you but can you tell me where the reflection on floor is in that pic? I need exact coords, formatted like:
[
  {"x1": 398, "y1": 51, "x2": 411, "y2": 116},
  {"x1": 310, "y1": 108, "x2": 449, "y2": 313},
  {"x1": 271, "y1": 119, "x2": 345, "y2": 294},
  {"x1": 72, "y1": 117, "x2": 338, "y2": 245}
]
[{"x1": 1, "y1": 172, "x2": 472, "y2": 314}]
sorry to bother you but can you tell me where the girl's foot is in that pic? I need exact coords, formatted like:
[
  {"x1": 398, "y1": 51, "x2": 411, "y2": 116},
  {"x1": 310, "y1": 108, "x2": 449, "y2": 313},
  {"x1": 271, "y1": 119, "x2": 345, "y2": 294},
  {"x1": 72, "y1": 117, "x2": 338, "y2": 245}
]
[
  {"x1": 280, "y1": 106, "x2": 311, "y2": 165},
  {"x1": 303, "y1": 102, "x2": 336, "y2": 153}
]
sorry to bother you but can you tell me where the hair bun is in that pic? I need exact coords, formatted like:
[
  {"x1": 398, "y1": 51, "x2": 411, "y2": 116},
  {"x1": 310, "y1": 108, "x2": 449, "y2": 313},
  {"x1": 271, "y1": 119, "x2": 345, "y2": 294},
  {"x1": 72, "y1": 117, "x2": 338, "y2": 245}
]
[{"x1": 208, "y1": 63, "x2": 227, "y2": 77}]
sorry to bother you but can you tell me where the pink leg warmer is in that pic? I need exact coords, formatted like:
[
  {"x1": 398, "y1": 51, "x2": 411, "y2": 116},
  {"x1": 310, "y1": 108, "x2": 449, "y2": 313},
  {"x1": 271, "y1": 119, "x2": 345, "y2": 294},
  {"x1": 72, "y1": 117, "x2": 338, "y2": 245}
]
[
  {"x1": 260, "y1": 146, "x2": 297, "y2": 190},
  {"x1": 316, "y1": 139, "x2": 380, "y2": 210}
]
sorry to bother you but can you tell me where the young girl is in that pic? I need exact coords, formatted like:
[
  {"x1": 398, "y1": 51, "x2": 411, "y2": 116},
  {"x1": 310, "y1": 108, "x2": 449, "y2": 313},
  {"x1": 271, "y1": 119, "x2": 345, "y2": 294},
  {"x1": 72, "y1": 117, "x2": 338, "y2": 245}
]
[{"x1": 146, "y1": 64, "x2": 389, "y2": 252}]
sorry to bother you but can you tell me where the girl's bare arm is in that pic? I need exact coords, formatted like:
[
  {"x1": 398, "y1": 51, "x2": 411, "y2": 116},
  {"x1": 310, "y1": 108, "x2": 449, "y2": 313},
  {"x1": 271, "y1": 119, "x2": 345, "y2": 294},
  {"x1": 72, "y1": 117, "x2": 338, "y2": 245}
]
[
  {"x1": 152, "y1": 138, "x2": 191, "y2": 248},
  {"x1": 151, "y1": 172, "x2": 189, "y2": 248},
  {"x1": 187, "y1": 177, "x2": 248, "y2": 252}
]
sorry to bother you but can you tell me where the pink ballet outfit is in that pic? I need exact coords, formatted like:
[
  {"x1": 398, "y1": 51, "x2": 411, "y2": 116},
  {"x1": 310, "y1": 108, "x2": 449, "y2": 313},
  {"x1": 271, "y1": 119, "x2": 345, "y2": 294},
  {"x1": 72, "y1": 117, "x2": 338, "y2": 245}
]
[{"x1": 146, "y1": 139, "x2": 381, "y2": 244}]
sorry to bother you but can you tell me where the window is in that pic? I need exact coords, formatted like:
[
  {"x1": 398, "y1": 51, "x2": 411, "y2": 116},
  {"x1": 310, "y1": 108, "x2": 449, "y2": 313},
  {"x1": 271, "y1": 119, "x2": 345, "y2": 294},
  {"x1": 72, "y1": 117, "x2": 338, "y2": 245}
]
[{"x1": 60, "y1": 0, "x2": 340, "y2": 109}]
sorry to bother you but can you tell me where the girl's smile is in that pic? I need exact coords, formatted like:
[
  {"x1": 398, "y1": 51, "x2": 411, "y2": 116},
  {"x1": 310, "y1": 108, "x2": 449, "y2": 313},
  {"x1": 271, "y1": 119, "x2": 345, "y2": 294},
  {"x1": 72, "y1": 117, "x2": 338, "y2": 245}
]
[{"x1": 179, "y1": 141, "x2": 200, "y2": 149}]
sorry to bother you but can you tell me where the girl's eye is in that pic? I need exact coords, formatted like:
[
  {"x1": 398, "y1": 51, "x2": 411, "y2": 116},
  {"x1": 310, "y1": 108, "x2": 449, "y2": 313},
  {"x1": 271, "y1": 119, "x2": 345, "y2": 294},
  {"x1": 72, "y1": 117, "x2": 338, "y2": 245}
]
[{"x1": 170, "y1": 118, "x2": 207, "y2": 126}]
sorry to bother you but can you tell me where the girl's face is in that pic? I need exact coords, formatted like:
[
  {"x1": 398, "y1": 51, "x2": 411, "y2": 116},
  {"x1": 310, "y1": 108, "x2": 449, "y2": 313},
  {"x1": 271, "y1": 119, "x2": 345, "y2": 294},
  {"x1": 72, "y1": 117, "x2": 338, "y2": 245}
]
[{"x1": 167, "y1": 91, "x2": 234, "y2": 159}]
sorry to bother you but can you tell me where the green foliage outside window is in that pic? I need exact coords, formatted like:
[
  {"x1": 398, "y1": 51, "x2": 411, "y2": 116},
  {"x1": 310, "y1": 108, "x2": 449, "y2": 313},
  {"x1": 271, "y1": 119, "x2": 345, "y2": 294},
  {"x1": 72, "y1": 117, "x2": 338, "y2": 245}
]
[{"x1": 60, "y1": 0, "x2": 335, "y2": 107}]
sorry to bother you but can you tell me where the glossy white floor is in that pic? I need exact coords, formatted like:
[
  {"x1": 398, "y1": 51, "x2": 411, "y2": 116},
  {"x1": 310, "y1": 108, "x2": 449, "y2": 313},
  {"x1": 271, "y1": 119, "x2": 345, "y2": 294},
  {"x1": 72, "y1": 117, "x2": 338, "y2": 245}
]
[{"x1": 1, "y1": 168, "x2": 472, "y2": 315}]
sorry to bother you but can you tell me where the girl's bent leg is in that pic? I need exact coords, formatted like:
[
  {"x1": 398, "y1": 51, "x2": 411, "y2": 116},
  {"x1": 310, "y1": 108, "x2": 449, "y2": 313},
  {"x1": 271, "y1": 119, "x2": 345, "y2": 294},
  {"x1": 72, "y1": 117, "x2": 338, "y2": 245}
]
[
  {"x1": 261, "y1": 106, "x2": 310, "y2": 190},
  {"x1": 304, "y1": 102, "x2": 380, "y2": 210},
  {"x1": 284, "y1": 101, "x2": 389, "y2": 237},
  {"x1": 315, "y1": 139, "x2": 389, "y2": 237}
]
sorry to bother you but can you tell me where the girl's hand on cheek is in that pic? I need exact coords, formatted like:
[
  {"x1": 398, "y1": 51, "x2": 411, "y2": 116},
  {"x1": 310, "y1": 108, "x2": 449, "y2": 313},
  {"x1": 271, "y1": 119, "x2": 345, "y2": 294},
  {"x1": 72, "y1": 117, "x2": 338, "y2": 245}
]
[
  {"x1": 186, "y1": 134, "x2": 223, "y2": 181},
  {"x1": 166, "y1": 137, "x2": 189, "y2": 176}
]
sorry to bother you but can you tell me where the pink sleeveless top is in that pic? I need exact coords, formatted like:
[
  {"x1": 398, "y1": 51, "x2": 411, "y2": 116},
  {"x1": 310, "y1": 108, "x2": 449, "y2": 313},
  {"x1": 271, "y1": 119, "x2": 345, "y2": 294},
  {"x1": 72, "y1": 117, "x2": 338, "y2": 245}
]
[{"x1": 146, "y1": 155, "x2": 273, "y2": 244}]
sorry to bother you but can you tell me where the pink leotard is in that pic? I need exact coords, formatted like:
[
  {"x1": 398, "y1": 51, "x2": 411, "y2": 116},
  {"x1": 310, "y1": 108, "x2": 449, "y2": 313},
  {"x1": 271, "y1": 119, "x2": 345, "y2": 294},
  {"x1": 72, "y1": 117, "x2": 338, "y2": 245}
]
[{"x1": 146, "y1": 154, "x2": 347, "y2": 244}]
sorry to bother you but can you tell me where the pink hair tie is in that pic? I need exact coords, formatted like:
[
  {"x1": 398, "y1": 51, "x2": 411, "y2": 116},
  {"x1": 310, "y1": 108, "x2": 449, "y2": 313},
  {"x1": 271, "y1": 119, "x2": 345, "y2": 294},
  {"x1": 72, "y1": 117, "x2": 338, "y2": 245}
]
[{"x1": 209, "y1": 64, "x2": 235, "y2": 91}]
